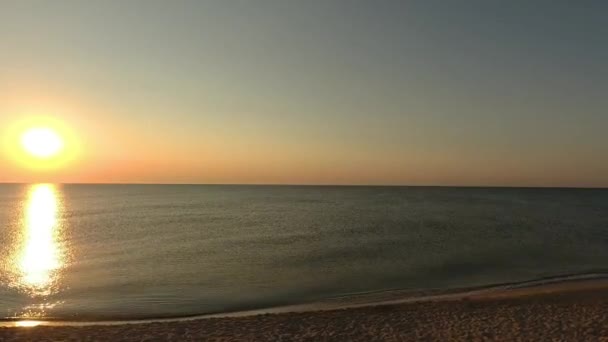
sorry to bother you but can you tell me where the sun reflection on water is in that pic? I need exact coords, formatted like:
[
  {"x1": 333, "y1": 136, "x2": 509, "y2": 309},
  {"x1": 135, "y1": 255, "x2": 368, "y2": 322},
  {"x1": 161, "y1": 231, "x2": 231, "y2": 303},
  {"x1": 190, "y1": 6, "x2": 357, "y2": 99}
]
[
  {"x1": 17, "y1": 184, "x2": 66, "y2": 297},
  {"x1": 13, "y1": 320, "x2": 42, "y2": 328}
]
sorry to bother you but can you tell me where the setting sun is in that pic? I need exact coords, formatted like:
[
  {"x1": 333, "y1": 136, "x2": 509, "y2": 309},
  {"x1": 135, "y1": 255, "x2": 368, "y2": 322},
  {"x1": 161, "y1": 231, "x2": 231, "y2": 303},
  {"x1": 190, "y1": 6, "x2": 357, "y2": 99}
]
[
  {"x1": 21, "y1": 128, "x2": 64, "y2": 159},
  {"x1": 2, "y1": 117, "x2": 79, "y2": 173}
]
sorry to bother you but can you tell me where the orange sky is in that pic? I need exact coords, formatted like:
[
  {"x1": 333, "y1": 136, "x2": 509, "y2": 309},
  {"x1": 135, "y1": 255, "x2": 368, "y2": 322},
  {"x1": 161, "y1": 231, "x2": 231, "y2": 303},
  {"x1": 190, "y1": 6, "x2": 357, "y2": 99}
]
[{"x1": 1, "y1": 82, "x2": 607, "y2": 187}]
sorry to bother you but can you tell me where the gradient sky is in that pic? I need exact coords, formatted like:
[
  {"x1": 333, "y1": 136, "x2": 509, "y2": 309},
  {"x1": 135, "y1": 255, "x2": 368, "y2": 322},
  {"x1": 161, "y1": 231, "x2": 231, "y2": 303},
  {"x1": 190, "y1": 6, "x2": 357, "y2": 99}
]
[{"x1": 1, "y1": 1, "x2": 607, "y2": 186}]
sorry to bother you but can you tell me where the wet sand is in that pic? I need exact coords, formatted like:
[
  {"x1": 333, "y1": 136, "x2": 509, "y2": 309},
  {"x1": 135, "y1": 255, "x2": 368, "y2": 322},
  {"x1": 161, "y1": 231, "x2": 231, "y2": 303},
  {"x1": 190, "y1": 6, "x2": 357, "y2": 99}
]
[{"x1": 2, "y1": 280, "x2": 608, "y2": 341}]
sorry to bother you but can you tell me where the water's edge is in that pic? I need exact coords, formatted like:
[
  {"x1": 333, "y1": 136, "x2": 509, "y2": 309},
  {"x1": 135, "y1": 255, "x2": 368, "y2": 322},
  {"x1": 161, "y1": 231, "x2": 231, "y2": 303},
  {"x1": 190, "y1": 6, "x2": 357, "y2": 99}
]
[{"x1": 3, "y1": 271, "x2": 607, "y2": 328}]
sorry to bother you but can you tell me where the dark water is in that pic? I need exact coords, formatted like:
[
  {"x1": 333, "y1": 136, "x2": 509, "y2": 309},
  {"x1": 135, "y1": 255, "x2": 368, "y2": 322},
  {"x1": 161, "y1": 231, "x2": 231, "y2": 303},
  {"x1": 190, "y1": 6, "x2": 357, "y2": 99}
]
[{"x1": 1, "y1": 184, "x2": 607, "y2": 321}]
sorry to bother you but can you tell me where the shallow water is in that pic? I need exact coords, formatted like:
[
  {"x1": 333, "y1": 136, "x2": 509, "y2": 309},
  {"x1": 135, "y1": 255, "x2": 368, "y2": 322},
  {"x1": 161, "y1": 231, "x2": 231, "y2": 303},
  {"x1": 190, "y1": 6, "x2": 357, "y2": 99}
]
[{"x1": 1, "y1": 184, "x2": 607, "y2": 321}]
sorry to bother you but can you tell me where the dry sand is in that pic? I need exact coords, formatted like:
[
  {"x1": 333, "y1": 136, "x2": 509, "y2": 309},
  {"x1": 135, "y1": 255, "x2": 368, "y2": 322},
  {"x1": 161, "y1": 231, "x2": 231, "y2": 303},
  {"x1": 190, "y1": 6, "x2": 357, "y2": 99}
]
[{"x1": 2, "y1": 280, "x2": 608, "y2": 341}]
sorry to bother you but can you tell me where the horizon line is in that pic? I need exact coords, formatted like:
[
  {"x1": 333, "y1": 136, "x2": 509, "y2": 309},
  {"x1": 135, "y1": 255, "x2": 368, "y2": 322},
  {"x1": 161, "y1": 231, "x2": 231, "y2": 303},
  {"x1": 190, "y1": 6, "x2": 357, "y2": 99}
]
[{"x1": 0, "y1": 182, "x2": 606, "y2": 190}]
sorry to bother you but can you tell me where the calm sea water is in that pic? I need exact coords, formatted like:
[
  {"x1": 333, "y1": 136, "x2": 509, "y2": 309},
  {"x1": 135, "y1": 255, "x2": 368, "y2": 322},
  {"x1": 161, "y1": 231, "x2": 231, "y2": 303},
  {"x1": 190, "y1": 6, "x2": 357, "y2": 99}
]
[{"x1": 1, "y1": 184, "x2": 607, "y2": 321}]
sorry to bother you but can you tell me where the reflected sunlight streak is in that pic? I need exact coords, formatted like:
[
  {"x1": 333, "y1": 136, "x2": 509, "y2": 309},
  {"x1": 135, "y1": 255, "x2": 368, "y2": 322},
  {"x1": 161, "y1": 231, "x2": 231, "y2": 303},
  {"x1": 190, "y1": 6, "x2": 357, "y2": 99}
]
[
  {"x1": 19, "y1": 184, "x2": 65, "y2": 296},
  {"x1": 13, "y1": 320, "x2": 42, "y2": 328}
]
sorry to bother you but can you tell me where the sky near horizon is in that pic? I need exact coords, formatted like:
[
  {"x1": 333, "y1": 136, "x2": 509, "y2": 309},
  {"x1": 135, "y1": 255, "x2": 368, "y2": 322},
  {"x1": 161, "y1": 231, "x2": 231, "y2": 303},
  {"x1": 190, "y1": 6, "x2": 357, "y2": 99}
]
[{"x1": 1, "y1": 1, "x2": 607, "y2": 186}]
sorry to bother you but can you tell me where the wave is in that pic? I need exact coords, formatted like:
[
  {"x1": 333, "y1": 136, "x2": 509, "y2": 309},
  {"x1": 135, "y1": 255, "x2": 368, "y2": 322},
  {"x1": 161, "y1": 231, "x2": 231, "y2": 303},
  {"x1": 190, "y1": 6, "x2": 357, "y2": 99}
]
[{"x1": 2, "y1": 270, "x2": 608, "y2": 327}]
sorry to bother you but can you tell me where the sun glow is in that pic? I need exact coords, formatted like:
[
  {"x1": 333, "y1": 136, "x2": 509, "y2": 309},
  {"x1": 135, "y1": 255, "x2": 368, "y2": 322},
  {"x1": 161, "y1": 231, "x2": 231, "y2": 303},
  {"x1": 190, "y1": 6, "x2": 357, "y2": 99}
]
[
  {"x1": 3, "y1": 117, "x2": 79, "y2": 171},
  {"x1": 21, "y1": 127, "x2": 64, "y2": 159}
]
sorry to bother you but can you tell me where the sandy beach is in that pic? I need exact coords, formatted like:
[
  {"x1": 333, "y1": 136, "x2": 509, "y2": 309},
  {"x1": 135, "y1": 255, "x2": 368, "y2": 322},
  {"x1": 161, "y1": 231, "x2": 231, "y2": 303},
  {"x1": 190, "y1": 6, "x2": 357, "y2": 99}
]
[{"x1": 2, "y1": 279, "x2": 607, "y2": 341}]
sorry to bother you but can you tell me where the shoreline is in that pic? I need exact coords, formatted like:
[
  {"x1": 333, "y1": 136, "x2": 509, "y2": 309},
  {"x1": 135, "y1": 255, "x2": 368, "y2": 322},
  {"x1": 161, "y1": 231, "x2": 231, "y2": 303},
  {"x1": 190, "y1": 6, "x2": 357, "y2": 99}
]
[
  {"x1": 2, "y1": 273, "x2": 608, "y2": 327},
  {"x1": 2, "y1": 277, "x2": 608, "y2": 340}
]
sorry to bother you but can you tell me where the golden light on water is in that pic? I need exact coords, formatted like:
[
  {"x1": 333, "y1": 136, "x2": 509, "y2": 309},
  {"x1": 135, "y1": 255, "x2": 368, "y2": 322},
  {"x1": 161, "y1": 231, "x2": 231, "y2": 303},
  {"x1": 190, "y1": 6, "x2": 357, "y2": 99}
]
[
  {"x1": 13, "y1": 320, "x2": 42, "y2": 328},
  {"x1": 12, "y1": 184, "x2": 67, "y2": 299},
  {"x1": 19, "y1": 184, "x2": 64, "y2": 295},
  {"x1": 0, "y1": 184, "x2": 68, "y2": 322}
]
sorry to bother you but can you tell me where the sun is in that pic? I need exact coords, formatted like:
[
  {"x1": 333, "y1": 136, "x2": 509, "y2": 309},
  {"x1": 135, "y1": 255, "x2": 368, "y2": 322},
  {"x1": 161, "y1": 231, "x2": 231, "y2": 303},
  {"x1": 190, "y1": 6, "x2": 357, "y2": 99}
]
[
  {"x1": 21, "y1": 127, "x2": 64, "y2": 159},
  {"x1": 3, "y1": 117, "x2": 78, "y2": 170}
]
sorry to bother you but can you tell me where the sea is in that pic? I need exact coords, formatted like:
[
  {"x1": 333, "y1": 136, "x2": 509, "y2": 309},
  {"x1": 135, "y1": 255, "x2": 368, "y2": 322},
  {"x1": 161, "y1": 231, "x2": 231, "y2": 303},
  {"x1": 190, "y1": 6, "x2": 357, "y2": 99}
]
[{"x1": 1, "y1": 184, "x2": 607, "y2": 322}]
